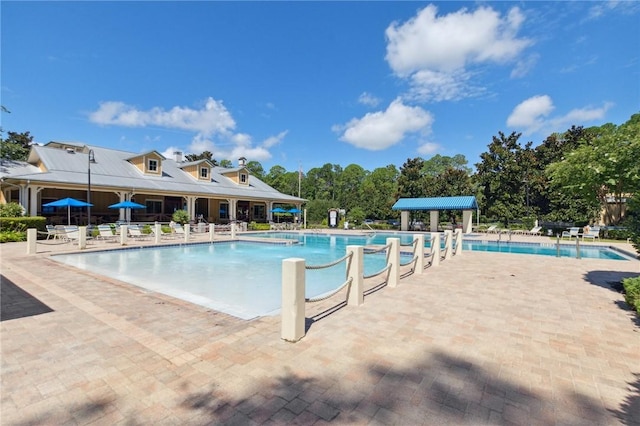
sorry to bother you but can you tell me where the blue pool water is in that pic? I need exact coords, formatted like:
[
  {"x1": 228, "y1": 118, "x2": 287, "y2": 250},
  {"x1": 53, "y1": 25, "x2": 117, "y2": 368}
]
[
  {"x1": 52, "y1": 232, "x2": 630, "y2": 320},
  {"x1": 251, "y1": 232, "x2": 630, "y2": 261},
  {"x1": 53, "y1": 239, "x2": 410, "y2": 320}
]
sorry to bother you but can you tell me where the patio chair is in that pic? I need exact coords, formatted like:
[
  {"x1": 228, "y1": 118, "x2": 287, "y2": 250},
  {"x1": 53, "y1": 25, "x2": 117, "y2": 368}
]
[
  {"x1": 582, "y1": 226, "x2": 600, "y2": 241},
  {"x1": 485, "y1": 225, "x2": 499, "y2": 233},
  {"x1": 45, "y1": 224, "x2": 62, "y2": 240},
  {"x1": 524, "y1": 225, "x2": 542, "y2": 236},
  {"x1": 96, "y1": 224, "x2": 117, "y2": 242},
  {"x1": 61, "y1": 225, "x2": 80, "y2": 242},
  {"x1": 561, "y1": 227, "x2": 580, "y2": 240},
  {"x1": 127, "y1": 225, "x2": 150, "y2": 240}
]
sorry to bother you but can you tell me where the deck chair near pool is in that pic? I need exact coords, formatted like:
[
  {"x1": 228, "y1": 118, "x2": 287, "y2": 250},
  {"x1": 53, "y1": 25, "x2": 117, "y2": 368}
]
[
  {"x1": 170, "y1": 223, "x2": 192, "y2": 238},
  {"x1": 45, "y1": 224, "x2": 62, "y2": 240},
  {"x1": 524, "y1": 225, "x2": 542, "y2": 236},
  {"x1": 96, "y1": 224, "x2": 117, "y2": 242},
  {"x1": 582, "y1": 226, "x2": 600, "y2": 241},
  {"x1": 485, "y1": 225, "x2": 499, "y2": 233},
  {"x1": 127, "y1": 225, "x2": 150, "y2": 240},
  {"x1": 61, "y1": 225, "x2": 80, "y2": 242},
  {"x1": 561, "y1": 227, "x2": 580, "y2": 240}
]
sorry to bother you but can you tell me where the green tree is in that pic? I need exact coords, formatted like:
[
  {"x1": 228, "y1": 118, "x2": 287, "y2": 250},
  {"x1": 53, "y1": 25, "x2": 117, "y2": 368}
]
[
  {"x1": 422, "y1": 154, "x2": 471, "y2": 176},
  {"x1": 362, "y1": 165, "x2": 399, "y2": 220},
  {"x1": 396, "y1": 157, "x2": 425, "y2": 199},
  {"x1": 475, "y1": 132, "x2": 533, "y2": 225},
  {"x1": 624, "y1": 194, "x2": 640, "y2": 254},
  {"x1": 219, "y1": 159, "x2": 233, "y2": 168},
  {"x1": 184, "y1": 150, "x2": 218, "y2": 165},
  {"x1": 304, "y1": 199, "x2": 337, "y2": 223},
  {"x1": 547, "y1": 114, "x2": 640, "y2": 225},
  {"x1": 335, "y1": 164, "x2": 367, "y2": 212},
  {"x1": 245, "y1": 160, "x2": 265, "y2": 179},
  {"x1": 1, "y1": 131, "x2": 34, "y2": 161}
]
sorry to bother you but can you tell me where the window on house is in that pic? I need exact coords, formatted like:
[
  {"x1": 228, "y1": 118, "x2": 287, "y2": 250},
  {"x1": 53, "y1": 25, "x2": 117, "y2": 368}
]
[
  {"x1": 240, "y1": 173, "x2": 247, "y2": 183},
  {"x1": 253, "y1": 205, "x2": 265, "y2": 220},
  {"x1": 219, "y1": 203, "x2": 229, "y2": 219},
  {"x1": 146, "y1": 200, "x2": 162, "y2": 214},
  {"x1": 148, "y1": 159, "x2": 158, "y2": 172},
  {"x1": 200, "y1": 167, "x2": 209, "y2": 179}
]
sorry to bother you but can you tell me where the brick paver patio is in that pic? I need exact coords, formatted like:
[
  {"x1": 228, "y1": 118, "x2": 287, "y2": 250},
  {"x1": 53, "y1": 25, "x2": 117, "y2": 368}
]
[{"x1": 1, "y1": 234, "x2": 639, "y2": 425}]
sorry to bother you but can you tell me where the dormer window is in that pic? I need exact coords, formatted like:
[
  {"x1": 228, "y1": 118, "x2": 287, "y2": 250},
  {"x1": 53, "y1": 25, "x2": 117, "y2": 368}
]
[
  {"x1": 148, "y1": 159, "x2": 158, "y2": 172},
  {"x1": 240, "y1": 173, "x2": 247, "y2": 184},
  {"x1": 200, "y1": 167, "x2": 209, "y2": 179}
]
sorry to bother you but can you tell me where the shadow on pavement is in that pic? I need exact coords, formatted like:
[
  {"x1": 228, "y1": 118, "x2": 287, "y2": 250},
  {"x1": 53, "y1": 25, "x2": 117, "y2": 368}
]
[{"x1": 1, "y1": 275, "x2": 53, "y2": 321}]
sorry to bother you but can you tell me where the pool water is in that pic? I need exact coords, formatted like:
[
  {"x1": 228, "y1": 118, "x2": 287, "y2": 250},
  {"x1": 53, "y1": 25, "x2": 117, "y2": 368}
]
[
  {"x1": 52, "y1": 232, "x2": 630, "y2": 320},
  {"x1": 53, "y1": 239, "x2": 410, "y2": 320},
  {"x1": 252, "y1": 232, "x2": 630, "y2": 261}
]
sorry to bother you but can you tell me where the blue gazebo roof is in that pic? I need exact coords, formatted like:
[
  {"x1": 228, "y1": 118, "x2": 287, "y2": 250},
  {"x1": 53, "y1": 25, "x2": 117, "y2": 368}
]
[{"x1": 392, "y1": 196, "x2": 478, "y2": 211}]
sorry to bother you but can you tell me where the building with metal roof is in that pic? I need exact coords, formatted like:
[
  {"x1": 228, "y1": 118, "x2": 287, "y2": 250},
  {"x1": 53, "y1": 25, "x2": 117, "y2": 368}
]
[
  {"x1": 0, "y1": 142, "x2": 305, "y2": 225},
  {"x1": 392, "y1": 196, "x2": 478, "y2": 233}
]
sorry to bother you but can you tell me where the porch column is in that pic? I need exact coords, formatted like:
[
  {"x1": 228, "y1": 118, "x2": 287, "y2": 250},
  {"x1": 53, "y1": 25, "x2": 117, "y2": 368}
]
[
  {"x1": 230, "y1": 199, "x2": 237, "y2": 222},
  {"x1": 430, "y1": 210, "x2": 439, "y2": 232},
  {"x1": 19, "y1": 184, "x2": 29, "y2": 215},
  {"x1": 185, "y1": 196, "x2": 196, "y2": 221},
  {"x1": 400, "y1": 210, "x2": 410, "y2": 231},
  {"x1": 114, "y1": 192, "x2": 127, "y2": 221},
  {"x1": 462, "y1": 210, "x2": 473, "y2": 234},
  {"x1": 28, "y1": 185, "x2": 41, "y2": 216}
]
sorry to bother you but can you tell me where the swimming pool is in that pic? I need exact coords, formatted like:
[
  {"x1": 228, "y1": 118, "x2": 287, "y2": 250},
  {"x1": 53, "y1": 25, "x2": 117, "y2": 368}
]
[
  {"x1": 52, "y1": 239, "x2": 411, "y2": 320},
  {"x1": 251, "y1": 232, "x2": 631, "y2": 261}
]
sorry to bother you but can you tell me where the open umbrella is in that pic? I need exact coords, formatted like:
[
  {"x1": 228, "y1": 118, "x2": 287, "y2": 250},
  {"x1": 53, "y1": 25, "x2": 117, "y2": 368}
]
[
  {"x1": 43, "y1": 197, "x2": 93, "y2": 226},
  {"x1": 270, "y1": 207, "x2": 287, "y2": 223},
  {"x1": 108, "y1": 200, "x2": 146, "y2": 223},
  {"x1": 287, "y1": 208, "x2": 301, "y2": 214}
]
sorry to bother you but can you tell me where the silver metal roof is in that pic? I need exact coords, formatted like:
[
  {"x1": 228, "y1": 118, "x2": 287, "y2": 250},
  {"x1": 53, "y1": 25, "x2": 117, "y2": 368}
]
[{"x1": 4, "y1": 143, "x2": 304, "y2": 202}]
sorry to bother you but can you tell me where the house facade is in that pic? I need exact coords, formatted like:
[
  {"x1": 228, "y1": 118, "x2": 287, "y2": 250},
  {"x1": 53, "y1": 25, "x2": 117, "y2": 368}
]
[{"x1": 0, "y1": 142, "x2": 305, "y2": 225}]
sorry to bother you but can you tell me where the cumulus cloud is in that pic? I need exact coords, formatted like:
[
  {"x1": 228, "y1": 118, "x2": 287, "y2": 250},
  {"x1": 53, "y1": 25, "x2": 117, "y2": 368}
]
[
  {"x1": 358, "y1": 92, "x2": 382, "y2": 107},
  {"x1": 417, "y1": 142, "x2": 441, "y2": 155},
  {"x1": 89, "y1": 97, "x2": 285, "y2": 162},
  {"x1": 334, "y1": 98, "x2": 433, "y2": 151},
  {"x1": 507, "y1": 95, "x2": 613, "y2": 135},
  {"x1": 385, "y1": 4, "x2": 532, "y2": 101},
  {"x1": 89, "y1": 97, "x2": 236, "y2": 136}
]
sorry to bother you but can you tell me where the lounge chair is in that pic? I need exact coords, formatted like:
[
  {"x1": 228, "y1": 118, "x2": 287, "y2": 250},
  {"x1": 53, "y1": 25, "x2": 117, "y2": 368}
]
[
  {"x1": 61, "y1": 225, "x2": 80, "y2": 242},
  {"x1": 523, "y1": 225, "x2": 542, "y2": 236},
  {"x1": 96, "y1": 224, "x2": 117, "y2": 241},
  {"x1": 45, "y1": 224, "x2": 62, "y2": 240},
  {"x1": 561, "y1": 227, "x2": 580, "y2": 240},
  {"x1": 582, "y1": 226, "x2": 600, "y2": 241},
  {"x1": 485, "y1": 225, "x2": 499, "y2": 233},
  {"x1": 128, "y1": 225, "x2": 150, "y2": 240}
]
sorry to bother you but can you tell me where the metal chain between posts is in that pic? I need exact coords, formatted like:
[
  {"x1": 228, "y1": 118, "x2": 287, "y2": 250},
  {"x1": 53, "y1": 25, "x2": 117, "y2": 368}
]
[{"x1": 306, "y1": 277, "x2": 354, "y2": 303}]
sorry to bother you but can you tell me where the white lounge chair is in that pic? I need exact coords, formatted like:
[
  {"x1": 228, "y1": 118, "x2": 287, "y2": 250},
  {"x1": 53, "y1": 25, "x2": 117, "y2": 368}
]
[
  {"x1": 582, "y1": 226, "x2": 600, "y2": 241},
  {"x1": 128, "y1": 225, "x2": 150, "y2": 240},
  {"x1": 485, "y1": 225, "x2": 499, "y2": 233},
  {"x1": 96, "y1": 224, "x2": 117, "y2": 241},
  {"x1": 561, "y1": 227, "x2": 580, "y2": 240},
  {"x1": 524, "y1": 225, "x2": 542, "y2": 236}
]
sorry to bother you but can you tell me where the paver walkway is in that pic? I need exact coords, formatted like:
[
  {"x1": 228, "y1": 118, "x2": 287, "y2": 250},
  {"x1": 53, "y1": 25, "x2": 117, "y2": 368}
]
[{"x1": 1, "y1": 235, "x2": 639, "y2": 425}]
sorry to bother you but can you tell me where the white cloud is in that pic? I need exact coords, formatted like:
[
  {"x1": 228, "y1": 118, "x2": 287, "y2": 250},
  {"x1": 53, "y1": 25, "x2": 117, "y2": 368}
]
[
  {"x1": 89, "y1": 97, "x2": 236, "y2": 136},
  {"x1": 358, "y1": 92, "x2": 381, "y2": 107},
  {"x1": 385, "y1": 4, "x2": 532, "y2": 101},
  {"x1": 335, "y1": 98, "x2": 433, "y2": 151},
  {"x1": 89, "y1": 97, "x2": 284, "y2": 163},
  {"x1": 417, "y1": 142, "x2": 441, "y2": 155},
  {"x1": 507, "y1": 95, "x2": 613, "y2": 135}
]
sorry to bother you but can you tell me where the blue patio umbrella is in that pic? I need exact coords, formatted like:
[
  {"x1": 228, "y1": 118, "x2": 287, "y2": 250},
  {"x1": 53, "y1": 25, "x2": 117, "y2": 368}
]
[
  {"x1": 270, "y1": 207, "x2": 287, "y2": 222},
  {"x1": 43, "y1": 197, "x2": 93, "y2": 226},
  {"x1": 287, "y1": 208, "x2": 301, "y2": 214},
  {"x1": 109, "y1": 201, "x2": 146, "y2": 223}
]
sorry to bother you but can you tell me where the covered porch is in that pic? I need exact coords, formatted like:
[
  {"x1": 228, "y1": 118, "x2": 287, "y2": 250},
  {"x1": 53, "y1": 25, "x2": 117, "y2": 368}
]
[{"x1": 392, "y1": 196, "x2": 478, "y2": 234}]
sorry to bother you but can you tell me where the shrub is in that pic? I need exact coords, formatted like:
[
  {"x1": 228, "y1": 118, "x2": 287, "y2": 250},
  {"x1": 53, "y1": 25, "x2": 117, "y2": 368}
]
[
  {"x1": 0, "y1": 230, "x2": 27, "y2": 243},
  {"x1": 0, "y1": 202, "x2": 25, "y2": 217},
  {"x1": 622, "y1": 276, "x2": 640, "y2": 315},
  {"x1": 249, "y1": 222, "x2": 271, "y2": 231},
  {"x1": 172, "y1": 209, "x2": 190, "y2": 225}
]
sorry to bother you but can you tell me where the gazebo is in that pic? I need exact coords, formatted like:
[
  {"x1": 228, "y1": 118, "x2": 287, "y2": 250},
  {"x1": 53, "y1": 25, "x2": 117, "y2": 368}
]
[{"x1": 392, "y1": 196, "x2": 478, "y2": 234}]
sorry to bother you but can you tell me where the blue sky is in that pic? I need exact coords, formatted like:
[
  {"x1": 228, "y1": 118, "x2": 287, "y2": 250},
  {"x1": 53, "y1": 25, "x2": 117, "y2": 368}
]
[{"x1": 2, "y1": 1, "x2": 639, "y2": 173}]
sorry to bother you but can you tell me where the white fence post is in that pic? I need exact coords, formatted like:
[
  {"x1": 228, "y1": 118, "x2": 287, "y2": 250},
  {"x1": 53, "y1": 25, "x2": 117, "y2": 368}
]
[
  {"x1": 454, "y1": 228, "x2": 463, "y2": 255},
  {"x1": 155, "y1": 223, "x2": 162, "y2": 244},
  {"x1": 184, "y1": 225, "x2": 190, "y2": 243},
  {"x1": 387, "y1": 237, "x2": 400, "y2": 288},
  {"x1": 120, "y1": 225, "x2": 128, "y2": 245},
  {"x1": 78, "y1": 226, "x2": 87, "y2": 249},
  {"x1": 346, "y1": 245, "x2": 364, "y2": 306},
  {"x1": 431, "y1": 233, "x2": 440, "y2": 267},
  {"x1": 281, "y1": 258, "x2": 306, "y2": 342},
  {"x1": 413, "y1": 234, "x2": 425, "y2": 274},
  {"x1": 26, "y1": 228, "x2": 37, "y2": 254},
  {"x1": 231, "y1": 223, "x2": 236, "y2": 239},
  {"x1": 444, "y1": 230, "x2": 453, "y2": 260},
  {"x1": 209, "y1": 224, "x2": 215, "y2": 242}
]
